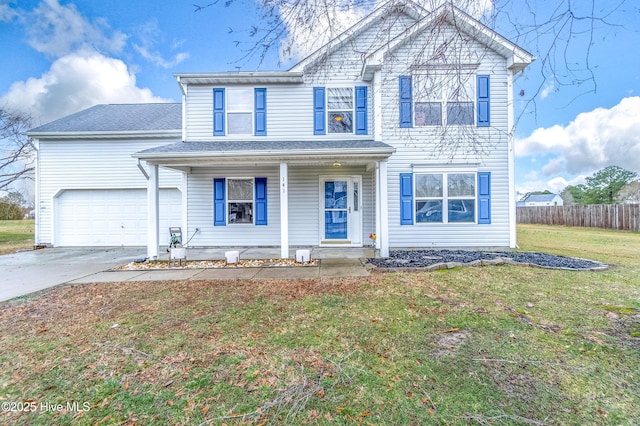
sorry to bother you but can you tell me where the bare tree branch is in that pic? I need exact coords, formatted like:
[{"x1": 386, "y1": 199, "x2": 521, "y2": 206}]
[{"x1": 0, "y1": 107, "x2": 35, "y2": 192}]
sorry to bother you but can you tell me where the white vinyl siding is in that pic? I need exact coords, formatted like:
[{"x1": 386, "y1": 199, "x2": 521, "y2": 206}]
[
  {"x1": 185, "y1": 84, "x2": 374, "y2": 141},
  {"x1": 378, "y1": 23, "x2": 512, "y2": 247},
  {"x1": 186, "y1": 167, "x2": 280, "y2": 246},
  {"x1": 36, "y1": 138, "x2": 182, "y2": 246},
  {"x1": 184, "y1": 165, "x2": 374, "y2": 247}
]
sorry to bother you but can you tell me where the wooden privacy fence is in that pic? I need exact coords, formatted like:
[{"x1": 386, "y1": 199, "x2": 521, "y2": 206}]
[{"x1": 517, "y1": 204, "x2": 640, "y2": 231}]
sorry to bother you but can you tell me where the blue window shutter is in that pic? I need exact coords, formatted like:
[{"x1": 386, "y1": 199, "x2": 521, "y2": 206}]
[
  {"x1": 313, "y1": 87, "x2": 326, "y2": 135},
  {"x1": 213, "y1": 178, "x2": 226, "y2": 226},
  {"x1": 400, "y1": 173, "x2": 414, "y2": 225},
  {"x1": 213, "y1": 88, "x2": 225, "y2": 136},
  {"x1": 478, "y1": 172, "x2": 491, "y2": 224},
  {"x1": 477, "y1": 75, "x2": 490, "y2": 127},
  {"x1": 254, "y1": 88, "x2": 267, "y2": 136},
  {"x1": 255, "y1": 177, "x2": 268, "y2": 225},
  {"x1": 355, "y1": 86, "x2": 368, "y2": 135},
  {"x1": 399, "y1": 76, "x2": 412, "y2": 128}
]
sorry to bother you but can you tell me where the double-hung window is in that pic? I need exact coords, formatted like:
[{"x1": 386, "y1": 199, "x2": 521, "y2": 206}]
[
  {"x1": 412, "y1": 72, "x2": 475, "y2": 126},
  {"x1": 415, "y1": 172, "x2": 476, "y2": 223},
  {"x1": 327, "y1": 88, "x2": 354, "y2": 133},
  {"x1": 213, "y1": 177, "x2": 268, "y2": 226},
  {"x1": 213, "y1": 88, "x2": 267, "y2": 136},
  {"x1": 227, "y1": 89, "x2": 253, "y2": 135},
  {"x1": 314, "y1": 86, "x2": 368, "y2": 135},
  {"x1": 227, "y1": 178, "x2": 254, "y2": 224}
]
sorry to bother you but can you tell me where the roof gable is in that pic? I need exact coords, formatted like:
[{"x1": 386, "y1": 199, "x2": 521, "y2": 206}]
[
  {"x1": 362, "y1": 3, "x2": 534, "y2": 78},
  {"x1": 289, "y1": 0, "x2": 427, "y2": 73}
]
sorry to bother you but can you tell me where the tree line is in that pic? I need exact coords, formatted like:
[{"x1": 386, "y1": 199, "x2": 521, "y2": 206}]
[{"x1": 560, "y1": 166, "x2": 639, "y2": 205}]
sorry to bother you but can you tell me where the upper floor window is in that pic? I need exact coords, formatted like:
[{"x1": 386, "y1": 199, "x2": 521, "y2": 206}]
[
  {"x1": 213, "y1": 88, "x2": 267, "y2": 136},
  {"x1": 327, "y1": 88, "x2": 354, "y2": 133},
  {"x1": 399, "y1": 74, "x2": 490, "y2": 128},
  {"x1": 314, "y1": 86, "x2": 368, "y2": 135},
  {"x1": 414, "y1": 73, "x2": 474, "y2": 126},
  {"x1": 227, "y1": 89, "x2": 253, "y2": 135}
]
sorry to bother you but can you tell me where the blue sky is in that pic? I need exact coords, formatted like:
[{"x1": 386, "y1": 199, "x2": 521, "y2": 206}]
[{"x1": 1, "y1": 0, "x2": 639, "y2": 197}]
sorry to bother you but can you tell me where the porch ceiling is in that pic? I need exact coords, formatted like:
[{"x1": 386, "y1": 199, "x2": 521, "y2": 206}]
[{"x1": 132, "y1": 140, "x2": 395, "y2": 167}]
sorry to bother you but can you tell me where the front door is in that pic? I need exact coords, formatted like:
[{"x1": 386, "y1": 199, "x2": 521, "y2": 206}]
[{"x1": 320, "y1": 176, "x2": 362, "y2": 245}]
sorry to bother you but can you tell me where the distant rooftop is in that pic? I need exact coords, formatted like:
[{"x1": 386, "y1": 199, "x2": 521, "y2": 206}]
[
  {"x1": 525, "y1": 194, "x2": 560, "y2": 203},
  {"x1": 28, "y1": 103, "x2": 181, "y2": 134}
]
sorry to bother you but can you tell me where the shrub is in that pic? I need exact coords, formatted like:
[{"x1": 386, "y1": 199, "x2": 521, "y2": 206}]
[{"x1": 0, "y1": 202, "x2": 24, "y2": 220}]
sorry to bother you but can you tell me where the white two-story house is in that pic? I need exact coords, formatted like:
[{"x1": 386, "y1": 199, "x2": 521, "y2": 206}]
[{"x1": 28, "y1": 2, "x2": 533, "y2": 259}]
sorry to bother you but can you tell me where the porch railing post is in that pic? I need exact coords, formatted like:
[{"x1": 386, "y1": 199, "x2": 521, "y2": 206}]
[{"x1": 280, "y1": 162, "x2": 289, "y2": 259}]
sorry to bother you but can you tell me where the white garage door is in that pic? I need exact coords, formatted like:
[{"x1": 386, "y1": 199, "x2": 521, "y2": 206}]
[{"x1": 55, "y1": 189, "x2": 182, "y2": 246}]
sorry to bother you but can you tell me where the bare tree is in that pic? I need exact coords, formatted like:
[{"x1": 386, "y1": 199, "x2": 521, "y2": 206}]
[
  {"x1": 193, "y1": 0, "x2": 634, "y2": 158},
  {"x1": 0, "y1": 107, "x2": 35, "y2": 192}
]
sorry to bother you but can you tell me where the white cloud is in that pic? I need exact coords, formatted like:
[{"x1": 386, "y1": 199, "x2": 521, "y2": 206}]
[
  {"x1": 23, "y1": 0, "x2": 126, "y2": 58},
  {"x1": 1, "y1": 50, "x2": 168, "y2": 124},
  {"x1": 0, "y1": 1, "x2": 17, "y2": 22},
  {"x1": 540, "y1": 81, "x2": 555, "y2": 100},
  {"x1": 132, "y1": 20, "x2": 189, "y2": 69},
  {"x1": 279, "y1": 2, "x2": 366, "y2": 62},
  {"x1": 516, "y1": 96, "x2": 640, "y2": 176},
  {"x1": 516, "y1": 175, "x2": 586, "y2": 197}
]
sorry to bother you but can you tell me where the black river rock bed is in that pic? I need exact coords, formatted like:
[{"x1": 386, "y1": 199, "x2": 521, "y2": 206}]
[{"x1": 367, "y1": 249, "x2": 607, "y2": 271}]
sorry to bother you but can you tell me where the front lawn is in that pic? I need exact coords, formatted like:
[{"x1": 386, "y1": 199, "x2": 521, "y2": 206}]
[
  {"x1": 1, "y1": 225, "x2": 639, "y2": 424},
  {"x1": 0, "y1": 219, "x2": 34, "y2": 255}
]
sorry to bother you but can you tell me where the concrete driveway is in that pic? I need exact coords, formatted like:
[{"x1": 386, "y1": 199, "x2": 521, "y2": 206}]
[{"x1": 0, "y1": 247, "x2": 145, "y2": 302}]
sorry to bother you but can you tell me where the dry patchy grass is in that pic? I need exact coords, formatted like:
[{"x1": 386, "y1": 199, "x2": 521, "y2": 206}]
[
  {"x1": 0, "y1": 219, "x2": 34, "y2": 255},
  {"x1": 1, "y1": 225, "x2": 639, "y2": 425}
]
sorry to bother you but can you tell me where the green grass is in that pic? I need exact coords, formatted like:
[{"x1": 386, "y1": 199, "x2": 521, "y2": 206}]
[
  {"x1": 0, "y1": 225, "x2": 639, "y2": 425},
  {"x1": 0, "y1": 219, "x2": 34, "y2": 255}
]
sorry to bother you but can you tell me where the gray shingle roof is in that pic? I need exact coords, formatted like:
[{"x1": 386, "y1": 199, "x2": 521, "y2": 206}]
[
  {"x1": 135, "y1": 140, "x2": 394, "y2": 156},
  {"x1": 29, "y1": 103, "x2": 181, "y2": 133},
  {"x1": 525, "y1": 194, "x2": 559, "y2": 203}
]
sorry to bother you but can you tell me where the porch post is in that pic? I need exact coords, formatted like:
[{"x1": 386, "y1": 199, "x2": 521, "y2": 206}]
[
  {"x1": 379, "y1": 160, "x2": 389, "y2": 257},
  {"x1": 280, "y1": 162, "x2": 289, "y2": 258},
  {"x1": 147, "y1": 163, "x2": 160, "y2": 260}
]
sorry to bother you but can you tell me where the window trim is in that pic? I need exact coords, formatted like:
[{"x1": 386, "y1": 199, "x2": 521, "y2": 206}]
[
  {"x1": 226, "y1": 88, "x2": 254, "y2": 135},
  {"x1": 414, "y1": 172, "x2": 478, "y2": 224},
  {"x1": 413, "y1": 73, "x2": 476, "y2": 127},
  {"x1": 226, "y1": 177, "x2": 255, "y2": 225},
  {"x1": 213, "y1": 88, "x2": 267, "y2": 136},
  {"x1": 326, "y1": 87, "x2": 355, "y2": 134}
]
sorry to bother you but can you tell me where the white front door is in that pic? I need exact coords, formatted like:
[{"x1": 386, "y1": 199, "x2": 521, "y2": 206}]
[{"x1": 320, "y1": 176, "x2": 362, "y2": 246}]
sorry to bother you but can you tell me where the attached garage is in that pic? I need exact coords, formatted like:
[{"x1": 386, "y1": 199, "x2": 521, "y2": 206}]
[{"x1": 54, "y1": 188, "x2": 182, "y2": 247}]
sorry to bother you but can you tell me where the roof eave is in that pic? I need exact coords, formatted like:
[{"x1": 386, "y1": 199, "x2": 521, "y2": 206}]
[
  {"x1": 28, "y1": 130, "x2": 181, "y2": 140},
  {"x1": 173, "y1": 72, "x2": 304, "y2": 85},
  {"x1": 133, "y1": 146, "x2": 396, "y2": 164}
]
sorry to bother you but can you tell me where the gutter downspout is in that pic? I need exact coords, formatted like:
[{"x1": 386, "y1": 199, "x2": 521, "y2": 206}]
[{"x1": 137, "y1": 159, "x2": 149, "y2": 180}]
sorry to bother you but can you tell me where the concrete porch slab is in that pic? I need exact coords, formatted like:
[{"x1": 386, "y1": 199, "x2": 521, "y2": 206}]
[{"x1": 319, "y1": 258, "x2": 370, "y2": 277}]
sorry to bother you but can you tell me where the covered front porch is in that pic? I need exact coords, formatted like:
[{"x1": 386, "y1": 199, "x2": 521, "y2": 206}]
[{"x1": 133, "y1": 140, "x2": 395, "y2": 260}]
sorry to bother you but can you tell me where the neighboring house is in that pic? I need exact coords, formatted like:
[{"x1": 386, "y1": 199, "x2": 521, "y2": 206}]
[
  {"x1": 520, "y1": 193, "x2": 564, "y2": 207},
  {"x1": 28, "y1": 1, "x2": 534, "y2": 259}
]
